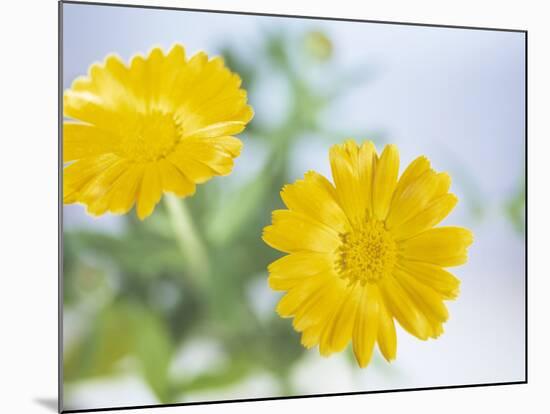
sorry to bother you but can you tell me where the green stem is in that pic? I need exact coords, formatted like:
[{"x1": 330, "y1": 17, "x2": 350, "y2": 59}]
[{"x1": 164, "y1": 194, "x2": 210, "y2": 287}]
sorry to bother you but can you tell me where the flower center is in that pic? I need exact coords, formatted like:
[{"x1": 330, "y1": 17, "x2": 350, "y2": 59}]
[
  {"x1": 336, "y1": 220, "x2": 397, "y2": 285},
  {"x1": 118, "y1": 111, "x2": 181, "y2": 162}
]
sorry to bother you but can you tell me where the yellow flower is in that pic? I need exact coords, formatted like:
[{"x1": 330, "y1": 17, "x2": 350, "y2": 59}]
[
  {"x1": 262, "y1": 140, "x2": 473, "y2": 367},
  {"x1": 63, "y1": 44, "x2": 253, "y2": 220}
]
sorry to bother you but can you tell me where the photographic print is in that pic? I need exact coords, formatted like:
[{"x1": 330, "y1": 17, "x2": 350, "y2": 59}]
[{"x1": 60, "y1": 1, "x2": 526, "y2": 411}]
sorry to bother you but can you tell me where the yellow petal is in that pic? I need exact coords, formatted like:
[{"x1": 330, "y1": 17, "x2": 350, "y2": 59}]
[
  {"x1": 64, "y1": 55, "x2": 139, "y2": 130},
  {"x1": 203, "y1": 136, "x2": 243, "y2": 158},
  {"x1": 434, "y1": 172, "x2": 451, "y2": 197},
  {"x1": 394, "y1": 267, "x2": 449, "y2": 325},
  {"x1": 89, "y1": 54, "x2": 137, "y2": 109},
  {"x1": 173, "y1": 54, "x2": 224, "y2": 109},
  {"x1": 126, "y1": 54, "x2": 149, "y2": 111},
  {"x1": 63, "y1": 123, "x2": 120, "y2": 162},
  {"x1": 400, "y1": 226, "x2": 474, "y2": 267},
  {"x1": 177, "y1": 138, "x2": 236, "y2": 176},
  {"x1": 235, "y1": 104, "x2": 254, "y2": 125},
  {"x1": 379, "y1": 276, "x2": 431, "y2": 340},
  {"x1": 386, "y1": 170, "x2": 447, "y2": 229},
  {"x1": 372, "y1": 144, "x2": 399, "y2": 220},
  {"x1": 179, "y1": 60, "x2": 237, "y2": 116},
  {"x1": 262, "y1": 210, "x2": 341, "y2": 254},
  {"x1": 63, "y1": 88, "x2": 122, "y2": 140},
  {"x1": 105, "y1": 164, "x2": 145, "y2": 215},
  {"x1": 191, "y1": 136, "x2": 243, "y2": 167},
  {"x1": 352, "y1": 285, "x2": 380, "y2": 367},
  {"x1": 300, "y1": 323, "x2": 324, "y2": 349},
  {"x1": 397, "y1": 260, "x2": 460, "y2": 299},
  {"x1": 178, "y1": 93, "x2": 250, "y2": 131},
  {"x1": 168, "y1": 136, "x2": 241, "y2": 184},
  {"x1": 168, "y1": 151, "x2": 216, "y2": 184},
  {"x1": 391, "y1": 156, "x2": 431, "y2": 202},
  {"x1": 393, "y1": 193, "x2": 458, "y2": 241},
  {"x1": 173, "y1": 54, "x2": 252, "y2": 133},
  {"x1": 329, "y1": 140, "x2": 377, "y2": 224},
  {"x1": 144, "y1": 48, "x2": 166, "y2": 107},
  {"x1": 79, "y1": 159, "x2": 130, "y2": 216},
  {"x1": 329, "y1": 140, "x2": 362, "y2": 223},
  {"x1": 293, "y1": 276, "x2": 345, "y2": 333},
  {"x1": 63, "y1": 154, "x2": 120, "y2": 204},
  {"x1": 377, "y1": 299, "x2": 397, "y2": 362},
  {"x1": 157, "y1": 158, "x2": 196, "y2": 198},
  {"x1": 136, "y1": 162, "x2": 163, "y2": 220},
  {"x1": 64, "y1": 44, "x2": 252, "y2": 143},
  {"x1": 181, "y1": 121, "x2": 246, "y2": 139},
  {"x1": 358, "y1": 141, "x2": 377, "y2": 215},
  {"x1": 157, "y1": 44, "x2": 187, "y2": 105},
  {"x1": 281, "y1": 171, "x2": 349, "y2": 234},
  {"x1": 267, "y1": 251, "x2": 334, "y2": 291},
  {"x1": 319, "y1": 284, "x2": 361, "y2": 355},
  {"x1": 69, "y1": 55, "x2": 126, "y2": 95},
  {"x1": 276, "y1": 273, "x2": 332, "y2": 317}
]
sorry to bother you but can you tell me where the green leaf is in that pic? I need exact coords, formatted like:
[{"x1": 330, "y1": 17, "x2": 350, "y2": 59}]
[
  {"x1": 64, "y1": 301, "x2": 174, "y2": 403},
  {"x1": 63, "y1": 303, "x2": 134, "y2": 382},
  {"x1": 505, "y1": 176, "x2": 525, "y2": 234},
  {"x1": 64, "y1": 231, "x2": 184, "y2": 279},
  {"x1": 130, "y1": 304, "x2": 174, "y2": 403}
]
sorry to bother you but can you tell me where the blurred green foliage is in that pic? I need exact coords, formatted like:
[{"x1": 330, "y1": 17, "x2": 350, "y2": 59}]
[
  {"x1": 505, "y1": 170, "x2": 526, "y2": 234},
  {"x1": 63, "y1": 29, "x2": 379, "y2": 404}
]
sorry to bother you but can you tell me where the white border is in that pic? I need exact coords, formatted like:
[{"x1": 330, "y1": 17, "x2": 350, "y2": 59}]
[{"x1": 2, "y1": 1, "x2": 546, "y2": 413}]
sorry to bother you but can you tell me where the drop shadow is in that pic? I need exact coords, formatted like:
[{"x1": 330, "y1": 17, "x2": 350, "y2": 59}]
[{"x1": 34, "y1": 398, "x2": 58, "y2": 412}]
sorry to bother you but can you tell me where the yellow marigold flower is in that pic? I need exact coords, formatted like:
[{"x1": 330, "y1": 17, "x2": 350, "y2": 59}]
[
  {"x1": 262, "y1": 140, "x2": 473, "y2": 368},
  {"x1": 63, "y1": 44, "x2": 253, "y2": 220}
]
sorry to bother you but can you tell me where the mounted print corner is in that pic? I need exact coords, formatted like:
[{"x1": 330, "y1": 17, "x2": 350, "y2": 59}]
[{"x1": 60, "y1": 1, "x2": 527, "y2": 412}]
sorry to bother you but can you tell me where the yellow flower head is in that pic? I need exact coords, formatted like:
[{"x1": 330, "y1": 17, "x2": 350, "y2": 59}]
[
  {"x1": 63, "y1": 44, "x2": 253, "y2": 220},
  {"x1": 262, "y1": 140, "x2": 473, "y2": 368}
]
